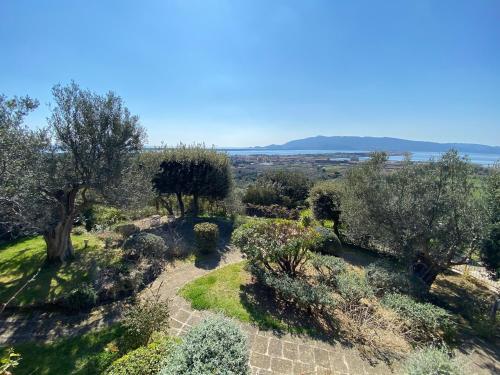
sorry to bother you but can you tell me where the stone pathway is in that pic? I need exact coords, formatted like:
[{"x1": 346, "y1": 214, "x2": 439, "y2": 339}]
[{"x1": 1, "y1": 247, "x2": 499, "y2": 374}]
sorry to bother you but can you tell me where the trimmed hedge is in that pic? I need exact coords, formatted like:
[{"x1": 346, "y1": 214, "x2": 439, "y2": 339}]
[{"x1": 193, "y1": 222, "x2": 219, "y2": 254}]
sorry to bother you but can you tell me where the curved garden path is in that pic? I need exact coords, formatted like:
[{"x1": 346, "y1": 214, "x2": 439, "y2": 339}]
[{"x1": 1, "y1": 247, "x2": 498, "y2": 374}]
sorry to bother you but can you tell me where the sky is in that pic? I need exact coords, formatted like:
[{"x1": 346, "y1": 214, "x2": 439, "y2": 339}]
[{"x1": 1, "y1": 0, "x2": 499, "y2": 147}]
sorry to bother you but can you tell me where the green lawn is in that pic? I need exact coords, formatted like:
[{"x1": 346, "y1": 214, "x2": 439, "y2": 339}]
[
  {"x1": 0, "y1": 233, "x2": 121, "y2": 306},
  {"x1": 0, "y1": 325, "x2": 124, "y2": 375},
  {"x1": 180, "y1": 261, "x2": 300, "y2": 332}
]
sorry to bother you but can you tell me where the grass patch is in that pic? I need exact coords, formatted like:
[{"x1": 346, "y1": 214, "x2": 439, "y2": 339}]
[
  {"x1": 0, "y1": 233, "x2": 121, "y2": 306},
  {"x1": 0, "y1": 325, "x2": 124, "y2": 375},
  {"x1": 180, "y1": 261, "x2": 303, "y2": 332}
]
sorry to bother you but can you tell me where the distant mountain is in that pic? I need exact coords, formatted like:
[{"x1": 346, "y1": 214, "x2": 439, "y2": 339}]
[{"x1": 257, "y1": 136, "x2": 500, "y2": 154}]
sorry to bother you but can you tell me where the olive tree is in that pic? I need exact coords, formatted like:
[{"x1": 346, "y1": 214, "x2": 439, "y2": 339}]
[
  {"x1": 0, "y1": 83, "x2": 145, "y2": 262},
  {"x1": 152, "y1": 145, "x2": 232, "y2": 217},
  {"x1": 342, "y1": 150, "x2": 487, "y2": 292}
]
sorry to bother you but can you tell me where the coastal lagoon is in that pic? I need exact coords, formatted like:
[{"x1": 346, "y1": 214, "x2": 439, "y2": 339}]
[{"x1": 223, "y1": 149, "x2": 500, "y2": 166}]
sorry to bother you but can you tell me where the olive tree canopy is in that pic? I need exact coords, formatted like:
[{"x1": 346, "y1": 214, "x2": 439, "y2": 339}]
[
  {"x1": 0, "y1": 83, "x2": 145, "y2": 261},
  {"x1": 342, "y1": 150, "x2": 487, "y2": 291}
]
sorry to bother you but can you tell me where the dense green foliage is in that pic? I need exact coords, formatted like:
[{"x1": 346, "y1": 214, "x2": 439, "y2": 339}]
[
  {"x1": 232, "y1": 219, "x2": 317, "y2": 278},
  {"x1": 121, "y1": 293, "x2": 170, "y2": 350},
  {"x1": 245, "y1": 203, "x2": 300, "y2": 219},
  {"x1": 382, "y1": 293, "x2": 456, "y2": 342},
  {"x1": 342, "y1": 150, "x2": 487, "y2": 290},
  {"x1": 311, "y1": 226, "x2": 342, "y2": 255},
  {"x1": 481, "y1": 222, "x2": 500, "y2": 278},
  {"x1": 193, "y1": 222, "x2": 219, "y2": 254},
  {"x1": 160, "y1": 315, "x2": 249, "y2": 375},
  {"x1": 106, "y1": 337, "x2": 178, "y2": 375},
  {"x1": 243, "y1": 169, "x2": 310, "y2": 208},
  {"x1": 153, "y1": 145, "x2": 232, "y2": 216},
  {"x1": 403, "y1": 347, "x2": 463, "y2": 375},
  {"x1": 62, "y1": 283, "x2": 98, "y2": 312},
  {"x1": 336, "y1": 271, "x2": 373, "y2": 305},
  {"x1": 123, "y1": 233, "x2": 167, "y2": 260},
  {"x1": 310, "y1": 254, "x2": 347, "y2": 286},
  {"x1": 309, "y1": 180, "x2": 342, "y2": 235},
  {"x1": 365, "y1": 260, "x2": 410, "y2": 296}
]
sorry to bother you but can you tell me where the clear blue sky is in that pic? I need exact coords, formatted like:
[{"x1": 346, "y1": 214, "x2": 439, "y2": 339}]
[{"x1": 1, "y1": 0, "x2": 499, "y2": 147}]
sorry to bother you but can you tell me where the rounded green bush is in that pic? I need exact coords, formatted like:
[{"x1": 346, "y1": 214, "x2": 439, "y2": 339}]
[
  {"x1": 160, "y1": 315, "x2": 249, "y2": 375},
  {"x1": 365, "y1": 260, "x2": 410, "y2": 296},
  {"x1": 404, "y1": 347, "x2": 463, "y2": 375},
  {"x1": 62, "y1": 283, "x2": 98, "y2": 312},
  {"x1": 382, "y1": 293, "x2": 456, "y2": 342},
  {"x1": 336, "y1": 271, "x2": 373, "y2": 304},
  {"x1": 106, "y1": 337, "x2": 178, "y2": 375},
  {"x1": 193, "y1": 222, "x2": 219, "y2": 254},
  {"x1": 123, "y1": 232, "x2": 166, "y2": 259},
  {"x1": 311, "y1": 227, "x2": 342, "y2": 255}
]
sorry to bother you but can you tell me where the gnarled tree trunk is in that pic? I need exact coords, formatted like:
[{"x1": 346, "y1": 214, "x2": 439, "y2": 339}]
[
  {"x1": 409, "y1": 254, "x2": 441, "y2": 294},
  {"x1": 176, "y1": 192, "x2": 185, "y2": 217},
  {"x1": 43, "y1": 186, "x2": 79, "y2": 263}
]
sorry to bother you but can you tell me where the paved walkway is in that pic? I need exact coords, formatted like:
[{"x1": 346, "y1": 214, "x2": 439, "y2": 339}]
[{"x1": 2, "y1": 247, "x2": 499, "y2": 374}]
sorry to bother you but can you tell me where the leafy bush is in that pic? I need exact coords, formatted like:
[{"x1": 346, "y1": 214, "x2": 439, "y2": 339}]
[
  {"x1": 123, "y1": 232, "x2": 167, "y2": 260},
  {"x1": 336, "y1": 271, "x2": 373, "y2": 305},
  {"x1": 365, "y1": 260, "x2": 410, "y2": 296},
  {"x1": 309, "y1": 180, "x2": 342, "y2": 221},
  {"x1": 106, "y1": 337, "x2": 178, "y2": 375},
  {"x1": 232, "y1": 220, "x2": 317, "y2": 278},
  {"x1": 311, "y1": 254, "x2": 347, "y2": 286},
  {"x1": 121, "y1": 291, "x2": 170, "y2": 350},
  {"x1": 193, "y1": 222, "x2": 219, "y2": 254},
  {"x1": 62, "y1": 283, "x2": 98, "y2": 312},
  {"x1": 82, "y1": 205, "x2": 127, "y2": 230},
  {"x1": 243, "y1": 170, "x2": 310, "y2": 209},
  {"x1": 0, "y1": 348, "x2": 20, "y2": 375},
  {"x1": 263, "y1": 272, "x2": 335, "y2": 312},
  {"x1": 160, "y1": 315, "x2": 249, "y2": 375},
  {"x1": 311, "y1": 226, "x2": 342, "y2": 255},
  {"x1": 301, "y1": 214, "x2": 312, "y2": 227},
  {"x1": 114, "y1": 223, "x2": 140, "y2": 238},
  {"x1": 403, "y1": 347, "x2": 463, "y2": 375},
  {"x1": 245, "y1": 204, "x2": 300, "y2": 219},
  {"x1": 382, "y1": 293, "x2": 456, "y2": 343}
]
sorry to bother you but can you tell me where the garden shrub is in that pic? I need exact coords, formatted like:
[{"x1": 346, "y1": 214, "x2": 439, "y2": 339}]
[
  {"x1": 382, "y1": 293, "x2": 456, "y2": 343},
  {"x1": 365, "y1": 260, "x2": 410, "y2": 296},
  {"x1": 121, "y1": 291, "x2": 170, "y2": 350},
  {"x1": 301, "y1": 214, "x2": 312, "y2": 227},
  {"x1": 83, "y1": 205, "x2": 127, "y2": 230},
  {"x1": 336, "y1": 271, "x2": 373, "y2": 305},
  {"x1": 311, "y1": 226, "x2": 342, "y2": 255},
  {"x1": 123, "y1": 232, "x2": 167, "y2": 260},
  {"x1": 193, "y1": 222, "x2": 219, "y2": 254},
  {"x1": 106, "y1": 337, "x2": 178, "y2": 375},
  {"x1": 114, "y1": 223, "x2": 140, "y2": 238},
  {"x1": 403, "y1": 346, "x2": 463, "y2": 375},
  {"x1": 160, "y1": 315, "x2": 249, "y2": 375},
  {"x1": 242, "y1": 182, "x2": 281, "y2": 207},
  {"x1": 245, "y1": 204, "x2": 300, "y2": 219},
  {"x1": 232, "y1": 219, "x2": 317, "y2": 278},
  {"x1": 62, "y1": 283, "x2": 98, "y2": 312},
  {"x1": 263, "y1": 272, "x2": 335, "y2": 312},
  {"x1": 310, "y1": 253, "x2": 347, "y2": 286}
]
